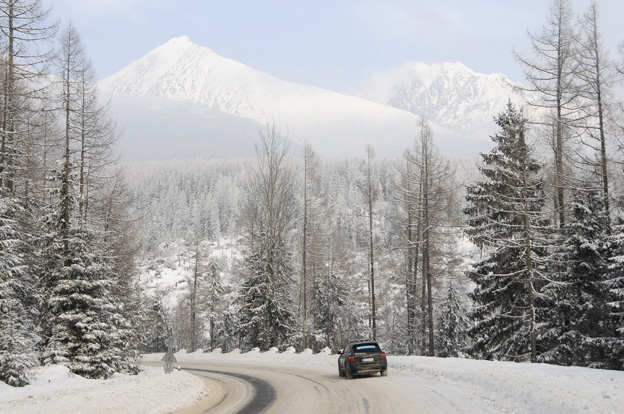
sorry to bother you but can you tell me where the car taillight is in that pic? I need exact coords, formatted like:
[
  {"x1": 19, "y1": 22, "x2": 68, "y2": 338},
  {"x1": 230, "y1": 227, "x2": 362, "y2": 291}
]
[
  {"x1": 380, "y1": 353, "x2": 386, "y2": 359},
  {"x1": 348, "y1": 356, "x2": 355, "y2": 362}
]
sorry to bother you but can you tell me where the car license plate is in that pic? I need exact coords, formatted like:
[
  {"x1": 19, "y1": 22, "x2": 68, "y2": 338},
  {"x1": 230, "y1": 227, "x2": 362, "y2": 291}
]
[{"x1": 362, "y1": 357, "x2": 374, "y2": 362}]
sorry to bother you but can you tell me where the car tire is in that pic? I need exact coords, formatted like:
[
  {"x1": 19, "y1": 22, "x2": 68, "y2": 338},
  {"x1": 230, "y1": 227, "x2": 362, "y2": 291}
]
[
  {"x1": 380, "y1": 368, "x2": 388, "y2": 377},
  {"x1": 346, "y1": 364, "x2": 353, "y2": 380},
  {"x1": 339, "y1": 363, "x2": 345, "y2": 377}
]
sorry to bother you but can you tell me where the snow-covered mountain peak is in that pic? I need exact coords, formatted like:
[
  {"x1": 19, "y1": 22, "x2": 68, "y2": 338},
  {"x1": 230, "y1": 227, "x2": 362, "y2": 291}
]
[
  {"x1": 165, "y1": 35, "x2": 195, "y2": 46},
  {"x1": 355, "y1": 61, "x2": 523, "y2": 137},
  {"x1": 99, "y1": 36, "x2": 250, "y2": 105},
  {"x1": 100, "y1": 37, "x2": 495, "y2": 158},
  {"x1": 152, "y1": 35, "x2": 214, "y2": 57}
]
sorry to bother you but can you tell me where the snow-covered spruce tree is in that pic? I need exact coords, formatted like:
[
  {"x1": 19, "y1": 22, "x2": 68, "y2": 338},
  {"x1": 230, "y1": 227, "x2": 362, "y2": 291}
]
[
  {"x1": 215, "y1": 308, "x2": 241, "y2": 352},
  {"x1": 40, "y1": 234, "x2": 123, "y2": 378},
  {"x1": 540, "y1": 189, "x2": 614, "y2": 368},
  {"x1": 435, "y1": 280, "x2": 469, "y2": 358},
  {"x1": 0, "y1": 189, "x2": 39, "y2": 386},
  {"x1": 143, "y1": 298, "x2": 170, "y2": 353},
  {"x1": 38, "y1": 163, "x2": 136, "y2": 378},
  {"x1": 465, "y1": 103, "x2": 551, "y2": 363},
  {"x1": 309, "y1": 261, "x2": 361, "y2": 351},
  {"x1": 236, "y1": 227, "x2": 295, "y2": 349},
  {"x1": 604, "y1": 220, "x2": 624, "y2": 370}
]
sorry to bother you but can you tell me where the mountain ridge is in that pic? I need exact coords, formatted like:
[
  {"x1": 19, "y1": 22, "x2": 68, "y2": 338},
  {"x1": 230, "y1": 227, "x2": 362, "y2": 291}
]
[
  {"x1": 100, "y1": 36, "x2": 515, "y2": 159},
  {"x1": 353, "y1": 61, "x2": 524, "y2": 137}
]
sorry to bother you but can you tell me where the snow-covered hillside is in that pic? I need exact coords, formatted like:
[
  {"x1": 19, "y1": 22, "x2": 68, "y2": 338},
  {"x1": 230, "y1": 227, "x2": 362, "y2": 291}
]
[
  {"x1": 355, "y1": 62, "x2": 525, "y2": 139},
  {"x1": 99, "y1": 36, "x2": 491, "y2": 159}
]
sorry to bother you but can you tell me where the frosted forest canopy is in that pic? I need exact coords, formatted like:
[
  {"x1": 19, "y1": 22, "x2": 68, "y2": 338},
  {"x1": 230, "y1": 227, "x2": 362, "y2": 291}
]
[{"x1": 1, "y1": 0, "x2": 623, "y2": 390}]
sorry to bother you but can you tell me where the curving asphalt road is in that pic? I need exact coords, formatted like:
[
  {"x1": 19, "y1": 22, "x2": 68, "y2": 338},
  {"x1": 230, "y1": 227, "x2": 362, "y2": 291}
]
[{"x1": 167, "y1": 361, "x2": 502, "y2": 414}]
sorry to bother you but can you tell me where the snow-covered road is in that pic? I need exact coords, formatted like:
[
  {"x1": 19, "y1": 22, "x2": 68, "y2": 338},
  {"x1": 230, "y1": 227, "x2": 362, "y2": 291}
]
[
  {"x1": 151, "y1": 360, "x2": 500, "y2": 414},
  {"x1": 143, "y1": 348, "x2": 624, "y2": 414},
  {"x1": 1, "y1": 347, "x2": 623, "y2": 413}
]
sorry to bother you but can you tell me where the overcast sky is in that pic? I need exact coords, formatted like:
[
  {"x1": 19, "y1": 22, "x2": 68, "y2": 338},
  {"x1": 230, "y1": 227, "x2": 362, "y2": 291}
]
[{"x1": 49, "y1": 0, "x2": 623, "y2": 92}]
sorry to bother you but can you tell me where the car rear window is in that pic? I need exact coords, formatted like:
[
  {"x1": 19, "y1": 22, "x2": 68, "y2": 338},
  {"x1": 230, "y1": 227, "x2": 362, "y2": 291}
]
[{"x1": 354, "y1": 344, "x2": 380, "y2": 352}]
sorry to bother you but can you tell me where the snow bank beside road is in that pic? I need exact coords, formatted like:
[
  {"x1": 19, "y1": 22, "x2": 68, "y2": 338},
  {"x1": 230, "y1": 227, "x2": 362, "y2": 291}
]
[
  {"x1": 0, "y1": 365, "x2": 206, "y2": 414},
  {"x1": 390, "y1": 356, "x2": 623, "y2": 413}
]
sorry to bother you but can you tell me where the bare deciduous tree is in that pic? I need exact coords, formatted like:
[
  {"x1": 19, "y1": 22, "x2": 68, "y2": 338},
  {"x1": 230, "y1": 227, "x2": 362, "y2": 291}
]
[
  {"x1": 364, "y1": 145, "x2": 378, "y2": 340},
  {"x1": 574, "y1": 1, "x2": 616, "y2": 231},
  {"x1": 301, "y1": 142, "x2": 321, "y2": 349},
  {"x1": 514, "y1": 0, "x2": 579, "y2": 228},
  {"x1": 249, "y1": 122, "x2": 297, "y2": 283},
  {"x1": 0, "y1": 0, "x2": 55, "y2": 193},
  {"x1": 401, "y1": 117, "x2": 459, "y2": 356}
]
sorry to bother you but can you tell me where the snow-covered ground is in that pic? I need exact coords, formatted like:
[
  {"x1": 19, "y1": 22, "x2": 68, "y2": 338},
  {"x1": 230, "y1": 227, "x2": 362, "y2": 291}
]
[
  {"x1": 1, "y1": 348, "x2": 622, "y2": 413},
  {"x1": 0, "y1": 365, "x2": 206, "y2": 414}
]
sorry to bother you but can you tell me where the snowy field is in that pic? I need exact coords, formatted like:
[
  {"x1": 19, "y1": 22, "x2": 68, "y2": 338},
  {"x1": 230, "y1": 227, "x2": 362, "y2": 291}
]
[{"x1": 1, "y1": 347, "x2": 623, "y2": 413}]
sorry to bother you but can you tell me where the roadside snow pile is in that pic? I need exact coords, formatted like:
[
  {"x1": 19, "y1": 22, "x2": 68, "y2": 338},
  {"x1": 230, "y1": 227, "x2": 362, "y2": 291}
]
[
  {"x1": 0, "y1": 365, "x2": 206, "y2": 414},
  {"x1": 390, "y1": 355, "x2": 624, "y2": 414}
]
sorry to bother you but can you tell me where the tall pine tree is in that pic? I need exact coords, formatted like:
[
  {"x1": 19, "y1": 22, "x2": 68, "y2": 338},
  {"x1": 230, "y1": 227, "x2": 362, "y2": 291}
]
[
  {"x1": 236, "y1": 228, "x2": 295, "y2": 349},
  {"x1": 465, "y1": 103, "x2": 551, "y2": 362},
  {"x1": 0, "y1": 189, "x2": 39, "y2": 386}
]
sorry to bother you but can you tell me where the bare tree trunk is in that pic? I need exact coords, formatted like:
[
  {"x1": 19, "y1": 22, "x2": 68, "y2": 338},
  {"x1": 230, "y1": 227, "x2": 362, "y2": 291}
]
[
  {"x1": 190, "y1": 241, "x2": 200, "y2": 351},
  {"x1": 521, "y1": 134, "x2": 538, "y2": 363},
  {"x1": 421, "y1": 128, "x2": 435, "y2": 357},
  {"x1": 366, "y1": 145, "x2": 377, "y2": 341},
  {"x1": 405, "y1": 156, "x2": 417, "y2": 355},
  {"x1": 61, "y1": 23, "x2": 75, "y2": 262},
  {"x1": 301, "y1": 144, "x2": 312, "y2": 350},
  {"x1": 578, "y1": 1, "x2": 612, "y2": 232},
  {"x1": 1, "y1": 0, "x2": 15, "y2": 192}
]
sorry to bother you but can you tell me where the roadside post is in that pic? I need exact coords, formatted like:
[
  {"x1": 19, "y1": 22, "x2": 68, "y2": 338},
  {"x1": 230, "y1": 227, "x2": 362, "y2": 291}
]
[{"x1": 162, "y1": 336, "x2": 177, "y2": 373}]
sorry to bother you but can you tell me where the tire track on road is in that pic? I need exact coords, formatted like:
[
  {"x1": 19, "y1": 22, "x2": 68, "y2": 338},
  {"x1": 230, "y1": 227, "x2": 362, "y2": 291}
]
[{"x1": 183, "y1": 367, "x2": 276, "y2": 413}]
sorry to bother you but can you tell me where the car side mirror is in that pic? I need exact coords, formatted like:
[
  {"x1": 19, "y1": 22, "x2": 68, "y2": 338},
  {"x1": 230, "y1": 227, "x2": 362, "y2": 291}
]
[{"x1": 337, "y1": 350, "x2": 343, "y2": 355}]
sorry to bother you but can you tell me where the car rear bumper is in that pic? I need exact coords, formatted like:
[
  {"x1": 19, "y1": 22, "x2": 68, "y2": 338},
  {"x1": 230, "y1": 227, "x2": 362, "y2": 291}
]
[{"x1": 348, "y1": 361, "x2": 387, "y2": 374}]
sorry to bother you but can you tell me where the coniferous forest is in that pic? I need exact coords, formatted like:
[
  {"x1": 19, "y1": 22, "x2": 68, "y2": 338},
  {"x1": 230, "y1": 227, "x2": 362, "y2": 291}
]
[{"x1": 1, "y1": 0, "x2": 624, "y2": 388}]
